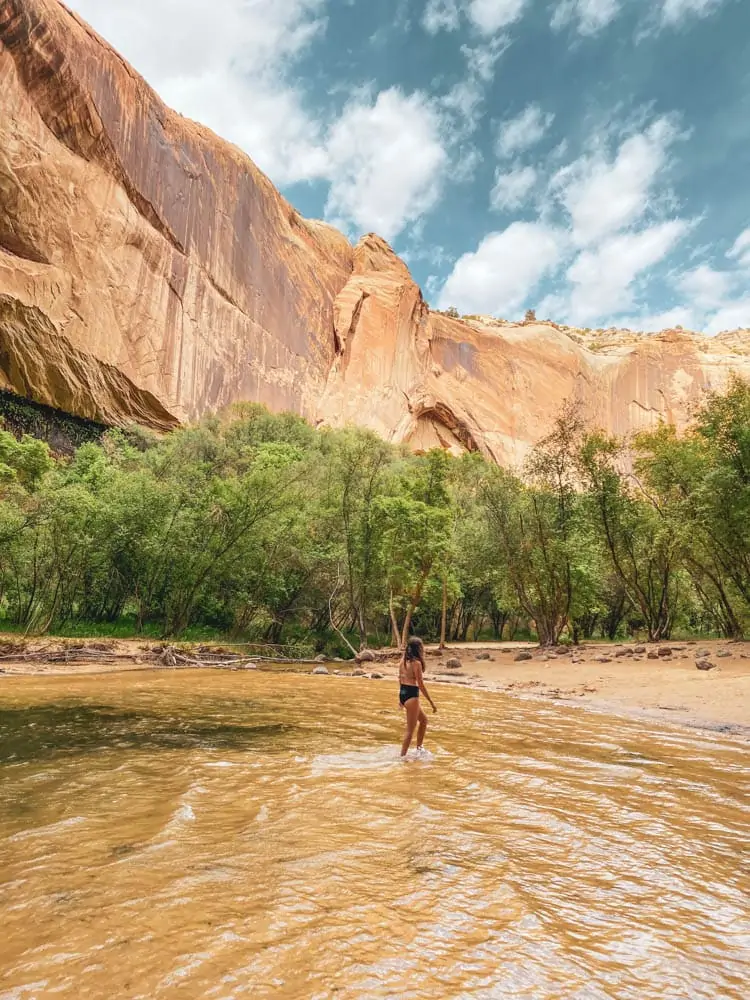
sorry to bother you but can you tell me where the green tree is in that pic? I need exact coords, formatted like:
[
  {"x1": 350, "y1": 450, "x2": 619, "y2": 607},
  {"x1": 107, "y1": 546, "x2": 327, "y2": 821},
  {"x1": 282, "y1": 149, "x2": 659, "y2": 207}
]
[{"x1": 578, "y1": 433, "x2": 683, "y2": 641}]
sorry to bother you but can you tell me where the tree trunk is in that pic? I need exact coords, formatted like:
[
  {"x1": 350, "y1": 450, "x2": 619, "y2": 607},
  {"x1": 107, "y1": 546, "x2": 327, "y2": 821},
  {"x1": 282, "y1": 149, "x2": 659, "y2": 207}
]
[
  {"x1": 389, "y1": 589, "x2": 401, "y2": 648},
  {"x1": 439, "y1": 576, "x2": 448, "y2": 651}
]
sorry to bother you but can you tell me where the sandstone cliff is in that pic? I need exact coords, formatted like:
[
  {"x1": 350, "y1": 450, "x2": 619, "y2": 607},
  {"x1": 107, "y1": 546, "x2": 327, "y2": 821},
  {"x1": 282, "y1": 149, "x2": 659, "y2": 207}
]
[
  {"x1": 1, "y1": 0, "x2": 749, "y2": 463},
  {"x1": 319, "y1": 236, "x2": 750, "y2": 464},
  {"x1": 0, "y1": 0, "x2": 353, "y2": 430}
]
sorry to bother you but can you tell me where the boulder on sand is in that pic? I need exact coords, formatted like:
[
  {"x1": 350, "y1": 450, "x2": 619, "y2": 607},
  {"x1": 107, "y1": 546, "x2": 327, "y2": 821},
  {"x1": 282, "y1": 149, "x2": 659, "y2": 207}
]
[
  {"x1": 647, "y1": 649, "x2": 660, "y2": 660},
  {"x1": 514, "y1": 651, "x2": 533, "y2": 662},
  {"x1": 657, "y1": 647, "x2": 672, "y2": 658},
  {"x1": 446, "y1": 657, "x2": 462, "y2": 670},
  {"x1": 695, "y1": 659, "x2": 716, "y2": 671},
  {"x1": 475, "y1": 652, "x2": 491, "y2": 661},
  {"x1": 356, "y1": 649, "x2": 376, "y2": 663}
]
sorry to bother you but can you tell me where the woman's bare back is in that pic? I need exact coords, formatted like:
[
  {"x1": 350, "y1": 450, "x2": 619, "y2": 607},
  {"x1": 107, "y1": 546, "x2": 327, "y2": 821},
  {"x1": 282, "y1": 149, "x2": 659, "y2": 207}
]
[{"x1": 399, "y1": 656, "x2": 421, "y2": 686}]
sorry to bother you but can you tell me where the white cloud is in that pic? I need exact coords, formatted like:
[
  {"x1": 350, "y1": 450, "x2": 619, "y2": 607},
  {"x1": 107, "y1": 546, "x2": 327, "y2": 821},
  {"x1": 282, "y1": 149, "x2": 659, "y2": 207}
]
[
  {"x1": 71, "y1": 0, "x2": 328, "y2": 185},
  {"x1": 467, "y1": 0, "x2": 530, "y2": 34},
  {"x1": 551, "y1": 117, "x2": 681, "y2": 246},
  {"x1": 617, "y1": 307, "x2": 698, "y2": 332},
  {"x1": 495, "y1": 104, "x2": 555, "y2": 159},
  {"x1": 660, "y1": 0, "x2": 725, "y2": 27},
  {"x1": 551, "y1": 0, "x2": 622, "y2": 36},
  {"x1": 324, "y1": 89, "x2": 448, "y2": 241},
  {"x1": 705, "y1": 299, "x2": 750, "y2": 334},
  {"x1": 422, "y1": 0, "x2": 461, "y2": 33},
  {"x1": 727, "y1": 228, "x2": 750, "y2": 268},
  {"x1": 71, "y1": 0, "x2": 456, "y2": 242},
  {"x1": 443, "y1": 37, "x2": 510, "y2": 131},
  {"x1": 565, "y1": 220, "x2": 689, "y2": 323},
  {"x1": 421, "y1": 0, "x2": 530, "y2": 35},
  {"x1": 490, "y1": 165, "x2": 537, "y2": 210},
  {"x1": 550, "y1": 0, "x2": 725, "y2": 37},
  {"x1": 438, "y1": 222, "x2": 565, "y2": 315},
  {"x1": 676, "y1": 265, "x2": 733, "y2": 310},
  {"x1": 462, "y1": 37, "x2": 511, "y2": 84}
]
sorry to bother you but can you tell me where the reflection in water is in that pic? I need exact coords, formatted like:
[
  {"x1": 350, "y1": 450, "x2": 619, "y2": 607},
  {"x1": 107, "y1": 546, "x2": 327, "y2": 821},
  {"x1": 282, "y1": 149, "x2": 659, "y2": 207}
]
[{"x1": 1, "y1": 671, "x2": 748, "y2": 999}]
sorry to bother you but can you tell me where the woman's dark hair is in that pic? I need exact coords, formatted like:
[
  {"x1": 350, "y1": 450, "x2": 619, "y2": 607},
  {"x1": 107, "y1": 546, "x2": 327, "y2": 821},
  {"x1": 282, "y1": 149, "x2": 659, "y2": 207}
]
[{"x1": 405, "y1": 637, "x2": 425, "y2": 662}]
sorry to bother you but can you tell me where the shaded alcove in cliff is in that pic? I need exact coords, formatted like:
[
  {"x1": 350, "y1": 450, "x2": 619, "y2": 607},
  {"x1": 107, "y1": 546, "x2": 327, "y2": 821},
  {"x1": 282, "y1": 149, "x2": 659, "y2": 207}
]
[
  {"x1": 405, "y1": 402, "x2": 482, "y2": 458},
  {"x1": 0, "y1": 389, "x2": 106, "y2": 454}
]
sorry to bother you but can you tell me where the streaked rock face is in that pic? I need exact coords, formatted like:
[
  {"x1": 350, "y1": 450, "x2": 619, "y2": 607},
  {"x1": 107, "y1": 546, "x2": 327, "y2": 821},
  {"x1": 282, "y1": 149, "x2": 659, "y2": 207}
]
[
  {"x1": 2, "y1": 0, "x2": 749, "y2": 461},
  {"x1": 319, "y1": 236, "x2": 750, "y2": 465},
  {"x1": 0, "y1": 0, "x2": 353, "y2": 430}
]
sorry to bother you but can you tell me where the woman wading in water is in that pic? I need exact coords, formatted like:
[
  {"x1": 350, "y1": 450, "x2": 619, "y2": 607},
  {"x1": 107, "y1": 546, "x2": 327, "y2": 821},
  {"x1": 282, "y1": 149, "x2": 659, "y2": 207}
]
[{"x1": 399, "y1": 637, "x2": 437, "y2": 757}]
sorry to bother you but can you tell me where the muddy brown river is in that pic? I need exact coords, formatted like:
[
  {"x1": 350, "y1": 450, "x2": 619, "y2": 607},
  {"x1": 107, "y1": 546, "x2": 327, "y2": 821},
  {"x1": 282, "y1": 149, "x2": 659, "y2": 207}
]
[{"x1": 1, "y1": 670, "x2": 748, "y2": 999}]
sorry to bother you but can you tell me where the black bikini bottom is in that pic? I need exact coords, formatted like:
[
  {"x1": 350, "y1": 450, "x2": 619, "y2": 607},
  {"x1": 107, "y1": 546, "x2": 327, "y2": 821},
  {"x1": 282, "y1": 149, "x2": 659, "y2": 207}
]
[{"x1": 399, "y1": 684, "x2": 420, "y2": 706}]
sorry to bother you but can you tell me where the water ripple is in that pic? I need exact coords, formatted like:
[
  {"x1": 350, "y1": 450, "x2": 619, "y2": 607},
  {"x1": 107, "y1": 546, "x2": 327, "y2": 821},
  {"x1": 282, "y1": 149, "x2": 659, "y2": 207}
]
[{"x1": 1, "y1": 671, "x2": 748, "y2": 999}]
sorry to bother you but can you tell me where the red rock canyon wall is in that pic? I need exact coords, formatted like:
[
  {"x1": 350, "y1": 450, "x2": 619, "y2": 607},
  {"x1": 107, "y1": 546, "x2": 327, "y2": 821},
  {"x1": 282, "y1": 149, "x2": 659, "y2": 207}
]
[{"x1": 1, "y1": 0, "x2": 748, "y2": 463}]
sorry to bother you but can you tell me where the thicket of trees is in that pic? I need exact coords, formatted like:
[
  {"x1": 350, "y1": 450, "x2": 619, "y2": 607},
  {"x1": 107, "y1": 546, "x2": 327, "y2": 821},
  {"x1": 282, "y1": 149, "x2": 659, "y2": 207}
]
[{"x1": 1, "y1": 380, "x2": 748, "y2": 651}]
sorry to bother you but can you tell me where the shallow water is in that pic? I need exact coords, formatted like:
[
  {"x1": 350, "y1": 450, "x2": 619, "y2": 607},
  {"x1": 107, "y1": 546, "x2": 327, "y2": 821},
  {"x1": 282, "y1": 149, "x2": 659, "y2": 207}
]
[{"x1": 1, "y1": 671, "x2": 748, "y2": 1000}]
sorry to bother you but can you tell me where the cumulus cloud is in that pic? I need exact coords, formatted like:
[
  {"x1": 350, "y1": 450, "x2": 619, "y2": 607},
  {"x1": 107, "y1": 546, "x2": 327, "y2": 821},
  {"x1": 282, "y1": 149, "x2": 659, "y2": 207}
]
[
  {"x1": 704, "y1": 299, "x2": 750, "y2": 334},
  {"x1": 564, "y1": 221, "x2": 689, "y2": 324},
  {"x1": 324, "y1": 89, "x2": 448, "y2": 241},
  {"x1": 727, "y1": 228, "x2": 750, "y2": 268},
  {"x1": 660, "y1": 0, "x2": 726, "y2": 27},
  {"x1": 71, "y1": 0, "x2": 328, "y2": 185},
  {"x1": 443, "y1": 37, "x2": 511, "y2": 132},
  {"x1": 71, "y1": 0, "x2": 456, "y2": 241},
  {"x1": 495, "y1": 104, "x2": 555, "y2": 159},
  {"x1": 490, "y1": 165, "x2": 537, "y2": 210},
  {"x1": 551, "y1": 0, "x2": 622, "y2": 36},
  {"x1": 422, "y1": 0, "x2": 462, "y2": 33},
  {"x1": 675, "y1": 264, "x2": 734, "y2": 310},
  {"x1": 616, "y1": 307, "x2": 699, "y2": 333},
  {"x1": 468, "y1": 0, "x2": 531, "y2": 34},
  {"x1": 422, "y1": 0, "x2": 530, "y2": 35},
  {"x1": 438, "y1": 222, "x2": 565, "y2": 315},
  {"x1": 551, "y1": 117, "x2": 682, "y2": 246}
]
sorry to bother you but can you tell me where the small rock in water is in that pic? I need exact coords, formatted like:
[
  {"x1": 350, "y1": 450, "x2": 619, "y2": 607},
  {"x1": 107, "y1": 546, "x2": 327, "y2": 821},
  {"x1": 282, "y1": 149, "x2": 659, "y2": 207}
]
[
  {"x1": 695, "y1": 659, "x2": 716, "y2": 671},
  {"x1": 514, "y1": 651, "x2": 533, "y2": 662},
  {"x1": 446, "y1": 657, "x2": 462, "y2": 669},
  {"x1": 315, "y1": 654, "x2": 327, "y2": 662},
  {"x1": 312, "y1": 665, "x2": 329, "y2": 675},
  {"x1": 657, "y1": 647, "x2": 672, "y2": 658},
  {"x1": 242, "y1": 662, "x2": 258, "y2": 670},
  {"x1": 716, "y1": 650, "x2": 731, "y2": 658},
  {"x1": 352, "y1": 669, "x2": 367, "y2": 677},
  {"x1": 370, "y1": 672, "x2": 384, "y2": 679}
]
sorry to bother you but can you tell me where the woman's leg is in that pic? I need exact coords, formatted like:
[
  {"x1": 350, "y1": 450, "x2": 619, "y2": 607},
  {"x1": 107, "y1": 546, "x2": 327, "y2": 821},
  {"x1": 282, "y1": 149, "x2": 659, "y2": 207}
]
[
  {"x1": 400, "y1": 698, "x2": 420, "y2": 757},
  {"x1": 416, "y1": 707, "x2": 428, "y2": 749}
]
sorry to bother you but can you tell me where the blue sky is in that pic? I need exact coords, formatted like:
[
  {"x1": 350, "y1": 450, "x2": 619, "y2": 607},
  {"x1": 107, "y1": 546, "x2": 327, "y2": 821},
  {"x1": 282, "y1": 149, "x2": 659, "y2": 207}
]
[{"x1": 71, "y1": 0, "x2": 750, "y2": 333}]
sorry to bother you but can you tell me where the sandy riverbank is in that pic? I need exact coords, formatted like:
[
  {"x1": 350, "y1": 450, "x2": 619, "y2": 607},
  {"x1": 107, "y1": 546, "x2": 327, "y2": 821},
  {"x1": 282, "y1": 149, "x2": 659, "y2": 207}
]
[{"x1": 2, "y1": 636, "x2": 749, "y2": 738}]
